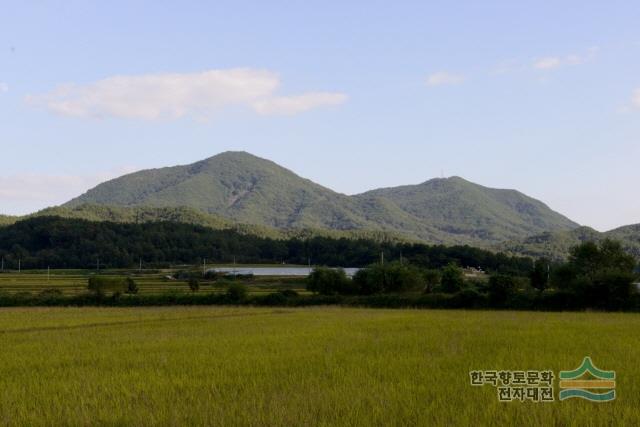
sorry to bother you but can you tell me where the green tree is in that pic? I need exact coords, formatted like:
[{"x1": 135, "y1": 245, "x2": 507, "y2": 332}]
[
  {"x1": 530, "y1": 258, "x2": 550, "y2": 292},
  {"x1": 440, "y1": 263, "x2": 464, "y2": 293},
  {"x1": 226, "y1": 283, "x2": 247, "y2": 302},
  {"x1": 126, "y1": 277, "x2": 139, "y2": 294},
  {"x1": 352, "y1": 262, "x2": 424, "y2": 294},
  {"x1": 569, "y1": 240, "x2": 635, "y2": 280},
  {"x1": 87, "y1": 276, "x2": 127, "y2": 297},
  {"x1": 422, "y1": 269, "x2": 441, "y2": 293},
  {"x1": 307, "y1": 267, "x2": 355, "y2": 295},
  {"x1": 560, "y1": 240, "x2": 637, "y2": 308},
  {"x1": 487, "y1": 274, "x2": 516, "y2": 307}
]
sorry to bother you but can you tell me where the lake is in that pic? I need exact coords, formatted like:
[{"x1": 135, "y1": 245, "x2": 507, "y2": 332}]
[{"x1": 208, "y1": 267, "x2": 360, "y2": 277}]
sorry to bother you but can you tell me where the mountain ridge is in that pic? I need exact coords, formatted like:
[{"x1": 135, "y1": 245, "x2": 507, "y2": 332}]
[{"x1": 63, "y1": 151, "x2": 579, "y2": 246}]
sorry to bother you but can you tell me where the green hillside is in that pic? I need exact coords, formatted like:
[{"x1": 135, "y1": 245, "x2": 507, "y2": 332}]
[
  {"x1": 63, "y1": 151, "x2": 579, "y2": 246},
  {"x1": 357, "y1": 176, "x2": 578, "y2": 243},
  {"x1": 0, "y1": 215, "x2": 18, "y2": 227},
  {"x1": 15, "y1": 204, "x2": 413, "y2": 243},
  {"x1": 498, "y1": 225, "x2": 640, "y2": 260}
]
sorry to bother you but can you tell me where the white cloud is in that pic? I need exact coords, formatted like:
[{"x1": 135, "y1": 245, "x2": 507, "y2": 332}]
[
  {"x1": 0, "y1": 167, "x2": 137, "y2": 215},
  {"x1": 633, "y1": 88, "x2": 640, "y2": 108},
  {"x1": 533, "y1": 57, "x2": 563, "y2": 70},
  {"x1": 426, "y1": 71, "x2": 465, "y2": 86},
  {"x1": 533, "y1": 47, "x2": 598, "y2": 71},
  {"x1": 251, "y1": 92, "x2": 348, "y2": 115},
  {"x1": 26, "y1": 69, "x2": 347, "y2": 120},
  {"x1": 0, "y1": 82, "x2": 8, "y2": 93}
]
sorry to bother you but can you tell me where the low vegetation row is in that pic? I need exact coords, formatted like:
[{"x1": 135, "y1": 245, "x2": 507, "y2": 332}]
[
  {"x1": 307, "y1": 240, "x2": 640, "y2": 310},
  {"x1": 1, "y1": 240, "x2": 638, "y2": 311}
]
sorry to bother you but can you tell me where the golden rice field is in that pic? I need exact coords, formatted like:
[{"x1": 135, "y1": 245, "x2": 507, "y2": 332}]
[{"x1": 0, "y1": 307, "x2": 638, "y2": 426}]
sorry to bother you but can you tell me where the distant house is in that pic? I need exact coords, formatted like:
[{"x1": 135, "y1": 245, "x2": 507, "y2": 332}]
[{"x1": 635, "y1": 283, "x2": 640, "y2": 292}]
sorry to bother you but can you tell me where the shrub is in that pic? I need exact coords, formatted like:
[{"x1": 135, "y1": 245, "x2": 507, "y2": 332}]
[
  {"x1": 587, "y1": 270, "x2": 636, "y2": 310},
  {"x1": 39, "y1": 288, "x2": 63, "y2": 297},
  {"x1": 450, "y1": 288, "x2": 487, "y2": 308},
  {"x1": 126, "y1": 277, "x2": 139, "y2": 294},
  {"x1": 259, "y1": 292, "x2": 288, "y2": 306},
  {"x1": 307, "y1": 268, "x2": 355, "y2": 295},
  {"x1": 188, "y1": 278, "x2": 200, "y2": 292},
  {"x1": 279, "y1": 289, "x2": 299, "y2": 297},
  {"x1": 226, "y1": 283, "x2": 248, "y2": 302},
  {"x1": 88, "y1": 276, "x2": 128, "y2": 296},
  {"x1": 423, "y1": 269, "x2": 441, "y2": 293},
  {"x1": 352, "y1": 262, "x2": 424, "y2": 295},
  {"x1": 440, "y1": 264, "x2": 464, "y2": 293},
  {"x1": 487, "y1": 274, "x2": 517, "y2": 307},
  {"x1": 353, "y1": 268, "x2": 384, "y2": 295}
]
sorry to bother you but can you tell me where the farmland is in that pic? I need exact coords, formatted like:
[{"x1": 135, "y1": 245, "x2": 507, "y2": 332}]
[
  {"x1": 0, "y1": 307, "x2": 638, "y2": 426},
  {"x1": 0, "y1": 269, "x2": 309, "y2": 297}
]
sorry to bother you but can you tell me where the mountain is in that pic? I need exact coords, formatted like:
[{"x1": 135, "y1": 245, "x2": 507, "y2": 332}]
[
  {"x1": 64, "y1": 151, "x2": 579, "y2": 246},
  {"x1": 21, "y1": 204, "x2": 412, "y2": 242},
  {"x1": 0, "y1": 215, "x2": 17, "y2": 227},
  {"x1": 497, "y1": 224, "x2": 640, "y2": 260},
  {"x1": 356, "y1": 176, "x2": 577, "y2": 243}
]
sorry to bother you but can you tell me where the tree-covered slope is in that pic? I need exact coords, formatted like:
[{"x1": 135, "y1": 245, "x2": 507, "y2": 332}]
[
  {"x1": 0, "y1": 215, "x2": 17, "y2": 227},
  {"x1": 63, "y1": 151, "x2": 579, "y2": 246},
  {"x1": 355, "y1": 176, "x2": 578, "y2": 242},
  {"x1": 65, "y1": 152, "x2": 382, "y2": 231},
  {"x1": 18, "y1": 204, "x2": 412, "y2": 243},
  {"x1": 497, "y1": 224, "x2": 640, "y2": 260}
]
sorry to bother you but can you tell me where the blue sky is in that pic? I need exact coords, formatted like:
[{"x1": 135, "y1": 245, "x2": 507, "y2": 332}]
[{"x1": 1, "y1": 1, "x2": 639, "y2": 231}]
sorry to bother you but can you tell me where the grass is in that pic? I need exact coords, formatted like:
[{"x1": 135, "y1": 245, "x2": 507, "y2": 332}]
[
  {"x1": 0, "y1": 270, "x2": 310, "y2": 297},
  {"x1": 0, "y1": 307, "x2": 638, "y2": 425}
]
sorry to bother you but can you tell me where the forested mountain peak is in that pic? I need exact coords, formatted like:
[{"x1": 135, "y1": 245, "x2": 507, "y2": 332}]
[{"x1": 63, "y1": 152, "x2": 579, "y2": 246}]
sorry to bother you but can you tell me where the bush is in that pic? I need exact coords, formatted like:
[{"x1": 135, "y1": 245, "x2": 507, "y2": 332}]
[
  {"x1": 353, "y1": 268, "x2": 383, "y2": 295},
  {"x1": 423, "y1": 269, "x2": 441, "y2": 293},
  {"x1": 88, "y1": 276, "x2": 128, "y2": 296},
  {"x1": 352, "y1": 262, "x2": 424, "y2": 295},
  {"x1": 487, "y1": 274, "x2": 517, "y2": 307},
  {"x1": 307, "y1": 268, "x2": 356, "y2": 295},
  {"x1": 188, "y1": 278, "x2": 200, "y2": 292},
  {"x1": 450, "y1": 288, "x2": 487, "y2": 308},
  {"x1": 440, "y1": 264, "x2": 464, "y2": 293},
  {"x1": 279, "y1": 289, "x2": 299, "y2": 297},
  {"x1": 226, "y1": 283, "x2": 248, "y2": 302},
  {"x1": 587, "y1": 270, "x2": 636, "y2": 310},
  {"x1": 126, "y1": 277, "x2": 138, "y2": 294},
  {"x1": 259, "y1": 292, "x2": 288, "y2": 306}
]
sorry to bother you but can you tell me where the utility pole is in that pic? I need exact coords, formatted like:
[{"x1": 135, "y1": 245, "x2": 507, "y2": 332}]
[
  {"x1": 381, "y1": 251, "x2": 384, "y2": 265},
  {"x1": 203, "y1": 258, "x2": 206, "y2": 277},
  {"x1": 18, "y1": 258, "x2": 21, "y2": 273},
  {"x1": 139, "y1": 258, "x2": 142, "y2": 272},
  {"x1": 47, "y1": 266, "x2": 50, "y2": 282},
  {"x1": 547, "y1": 263, "x2": 550, "y2": 284}
]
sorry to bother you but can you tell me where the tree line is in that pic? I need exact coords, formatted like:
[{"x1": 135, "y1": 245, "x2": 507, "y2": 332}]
[
  {"x1": 307, "y1": 240, "x2": 640, "y2": 310},
  {"x1": 0, "y1": 216, "x2": 534, "y2": 274}
]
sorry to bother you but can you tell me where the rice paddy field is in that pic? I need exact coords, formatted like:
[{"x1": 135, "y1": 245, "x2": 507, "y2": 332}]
[
  {"x1": 0, "y1": 270, "x2": 309, "y2": 297},
  {"x1": 0, "y1": 307, "x2": 638, "y2": 426}
]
